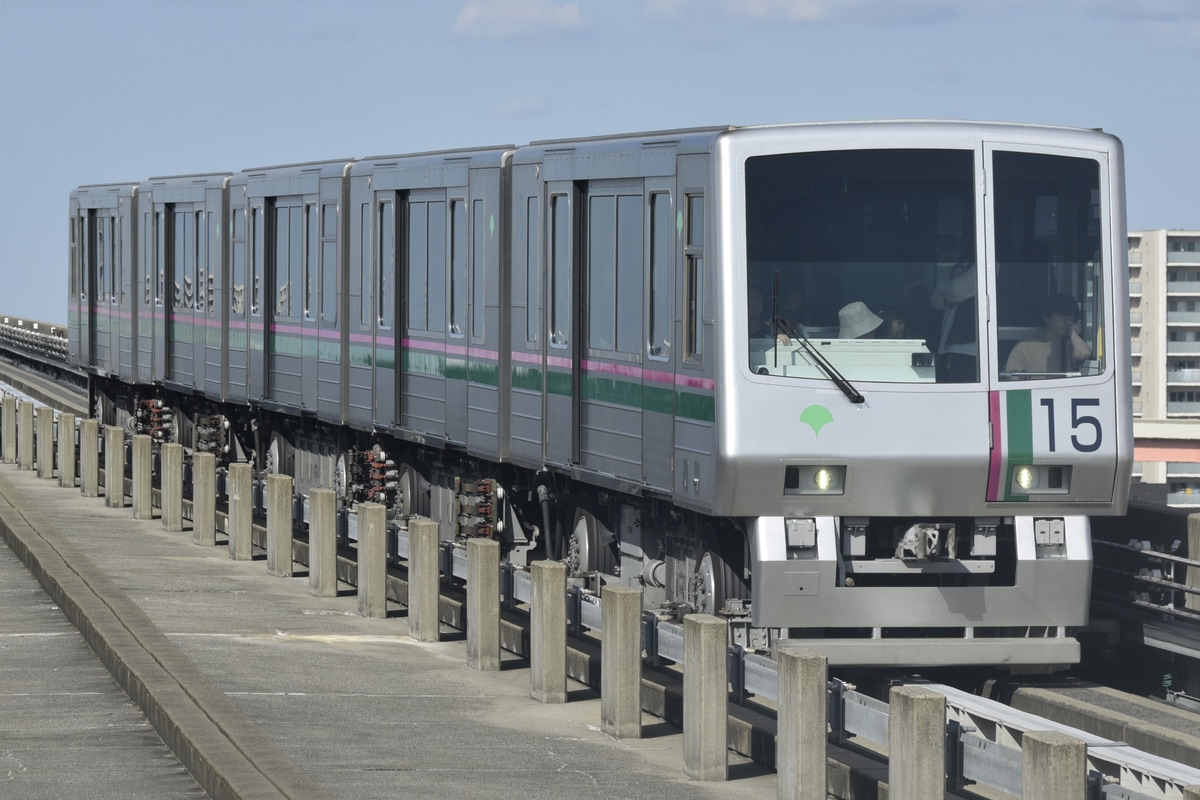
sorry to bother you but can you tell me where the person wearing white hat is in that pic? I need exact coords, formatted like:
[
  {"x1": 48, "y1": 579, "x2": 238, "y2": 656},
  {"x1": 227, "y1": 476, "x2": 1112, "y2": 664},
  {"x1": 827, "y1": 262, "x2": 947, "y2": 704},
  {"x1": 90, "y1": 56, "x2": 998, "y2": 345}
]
[{"x1": 838, "y1": 301, "x2": 883, "y2": 339}]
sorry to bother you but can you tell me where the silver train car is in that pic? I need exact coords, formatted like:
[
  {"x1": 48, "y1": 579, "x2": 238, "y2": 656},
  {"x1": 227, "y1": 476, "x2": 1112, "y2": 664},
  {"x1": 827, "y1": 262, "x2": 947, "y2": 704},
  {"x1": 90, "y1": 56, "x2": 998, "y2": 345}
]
[{"x1": 68, "y1": 121, "x2": 1132, "y2": 666}]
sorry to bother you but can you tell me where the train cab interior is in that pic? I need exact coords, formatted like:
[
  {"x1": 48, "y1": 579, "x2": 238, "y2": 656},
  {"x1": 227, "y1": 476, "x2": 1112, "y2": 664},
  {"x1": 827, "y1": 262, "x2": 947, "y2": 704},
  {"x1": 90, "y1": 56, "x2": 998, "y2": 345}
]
[{"x1": 743, "y1": 146, "x2": 1109, "y2": 388}]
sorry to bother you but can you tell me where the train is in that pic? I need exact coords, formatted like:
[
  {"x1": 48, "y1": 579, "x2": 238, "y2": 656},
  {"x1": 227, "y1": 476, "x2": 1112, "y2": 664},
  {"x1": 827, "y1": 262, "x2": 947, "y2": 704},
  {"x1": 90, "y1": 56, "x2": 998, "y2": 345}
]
[{"x1": 68, "y1": 120, "x2": 1132, "y2": 666}]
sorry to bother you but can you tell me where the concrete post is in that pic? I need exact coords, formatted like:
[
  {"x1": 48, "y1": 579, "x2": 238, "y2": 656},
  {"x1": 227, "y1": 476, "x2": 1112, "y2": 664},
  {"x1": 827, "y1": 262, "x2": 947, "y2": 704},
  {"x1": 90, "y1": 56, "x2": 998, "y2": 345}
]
[
  {"x1": 408, "y1": 518, "x2": 441, "y2": 642},
  {"x1": 466, "y1": 538, "x2": 500, "y2": 670},
  {"x1": 265, "y1": 474, "x2": 294, "y2": 577},
  {"x1": 601, "y1": 585, "x2": 643, "y2": 739},
  {"x1": 530, "y1": 560, "x2": 567, "y2": 704},
  {"x1": 35, "y1": 406, "x2": 54, "y2": 479},
  {"x1": 777, "y1": 648, "x2": 828, "y2": 800},
  {"x1": 160, "y1": 443, "x2": 183, "y2": 532},
  {"x1": 888, "y1": 685, "x2": 946, "y2": 800},
  {"x1": 683, "y1": 613, "x2": 728, "y2": 781},
  {"x1": 1, "y1": 394, "x2": 15, "y2": 463},
  {"x1": 308, "y1": 488, "x2": 338, "y2": 597},
  {"x1": 192, "y1": 452, "x2": 216, "y2": 546},
  {"x1": 104, "y1": 425, "x2": 125, "y2": 508},
  {"x1": 131, "y1": 434, "x2": 153, "y2": 520},
  {"x1": 57, "y1": 413, "x2": 76, "y2": 488},
  {"x1": 1021, "y1": 730, "x2": 1086, "y2": 800},
  {"x1": 17, "y1": 401, "x2": 34, "y2": 471},
  {"x1": 227, "y1": 462, "x2": 253, "y2": 560},
  {"x1": 80, "y1": 418, "x2": 99, "y2": 497},
  {"x1": 356, "y1": 502, "x2": 387, "y2": 619}
]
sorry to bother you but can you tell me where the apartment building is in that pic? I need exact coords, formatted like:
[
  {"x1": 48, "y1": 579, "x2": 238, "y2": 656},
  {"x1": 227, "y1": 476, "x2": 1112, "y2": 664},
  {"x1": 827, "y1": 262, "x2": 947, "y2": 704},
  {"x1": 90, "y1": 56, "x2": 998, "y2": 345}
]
[{"x1": 1128, "y1": 229, "x2": 1200, "y2": 506}]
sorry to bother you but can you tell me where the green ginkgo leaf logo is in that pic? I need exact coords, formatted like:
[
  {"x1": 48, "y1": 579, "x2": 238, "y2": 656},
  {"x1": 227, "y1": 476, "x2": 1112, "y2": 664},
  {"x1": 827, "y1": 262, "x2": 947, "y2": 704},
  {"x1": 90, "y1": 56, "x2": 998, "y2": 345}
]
[{"x1": 799, "y1": 404, "x2": 834, "y2": 437}]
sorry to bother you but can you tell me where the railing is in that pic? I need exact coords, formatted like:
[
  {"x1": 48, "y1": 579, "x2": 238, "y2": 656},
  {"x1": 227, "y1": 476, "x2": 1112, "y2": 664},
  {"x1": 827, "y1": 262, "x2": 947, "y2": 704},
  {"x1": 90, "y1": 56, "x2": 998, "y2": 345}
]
[{"x1": 0, "y1": 317, "x2": 67, "y2": 362}]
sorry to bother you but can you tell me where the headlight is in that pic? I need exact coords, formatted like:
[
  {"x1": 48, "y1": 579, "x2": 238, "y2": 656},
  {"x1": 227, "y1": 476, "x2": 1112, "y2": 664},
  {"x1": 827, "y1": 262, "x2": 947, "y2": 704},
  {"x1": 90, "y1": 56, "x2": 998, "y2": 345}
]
[
  {"x1": 1009, "y1": 465, "x2": 1070, "y2": 496},
  {"x1": 784, "y1": 465, "x2": 846, "y2": 495}
]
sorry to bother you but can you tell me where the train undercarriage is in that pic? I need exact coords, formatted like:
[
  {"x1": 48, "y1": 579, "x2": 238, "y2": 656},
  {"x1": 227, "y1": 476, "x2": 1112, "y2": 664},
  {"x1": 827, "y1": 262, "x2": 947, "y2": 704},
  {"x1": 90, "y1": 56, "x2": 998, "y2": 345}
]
[{"x1": 94, "y1": 377, "x2": 1089, "y2": 665}]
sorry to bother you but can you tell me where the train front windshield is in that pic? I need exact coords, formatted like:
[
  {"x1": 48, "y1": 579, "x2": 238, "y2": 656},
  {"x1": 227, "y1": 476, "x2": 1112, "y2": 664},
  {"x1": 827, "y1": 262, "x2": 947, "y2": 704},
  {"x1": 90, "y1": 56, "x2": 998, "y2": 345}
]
[{"x1": 745, "y1": 147, "x2": 1105, "y2": 384}]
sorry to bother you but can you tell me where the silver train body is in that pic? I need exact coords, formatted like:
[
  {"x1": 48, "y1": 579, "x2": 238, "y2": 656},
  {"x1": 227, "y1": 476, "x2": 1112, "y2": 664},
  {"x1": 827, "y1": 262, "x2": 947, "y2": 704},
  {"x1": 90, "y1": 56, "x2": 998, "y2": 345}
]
[{"x1": 68, "y1": 121, "x2": 1132, "y2": 666}]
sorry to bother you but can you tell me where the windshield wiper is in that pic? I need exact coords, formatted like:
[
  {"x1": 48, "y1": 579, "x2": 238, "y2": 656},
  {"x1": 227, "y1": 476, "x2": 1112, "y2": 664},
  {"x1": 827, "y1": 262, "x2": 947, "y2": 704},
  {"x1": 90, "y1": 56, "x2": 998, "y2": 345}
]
[{"x1": 769, "y1": 271, "x2": 864, "y2": 404}]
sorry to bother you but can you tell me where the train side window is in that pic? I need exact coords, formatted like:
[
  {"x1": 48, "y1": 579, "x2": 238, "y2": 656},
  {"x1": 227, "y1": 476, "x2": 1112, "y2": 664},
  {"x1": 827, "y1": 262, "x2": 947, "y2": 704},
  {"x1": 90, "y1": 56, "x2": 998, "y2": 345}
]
[
  {"x1": 587, "y1": 194, "x2": 616, "y2": 351},
  {"x1": 231, "y1": 208, "x2": 245, "y2": 316},
  {"x1": 550, "y1": 193, "x2": 570, "y2": 348},
  {"x1": 304, "y1": 204, "x2": 317, "y2": 320},
  {"x1": 96, "y1": 216, "x2": 106, "y2": 303},
  {"x1": 684, "y1": 194, "x2": 704, "y2": 361},
  {"x1": 175, "y1": 210, "x2": 189, "y2": 310},
  {"x1": 472, "y1": 198, "x2": 485, "y2": 339},
  {"x1": 450, "y1": 199, "x2": 466, "y2": 337},
  {"x1": 648, "y1": 192, "x2": 672, "y2": 360},
  {"x1": 251, "y1": 206, "x2": 264, "y2": 317},
  {"x1": 320, "y1": 204, "x2": 337, "y2": 325},
  {"x1": 377, "y1": 199, "x2": 394, "y2": 330},
  {"x1": 525, "y1": 196, "x2": 539, "y2": 346},
  {"x1": 407, "y1": 200, "x2": 428, "y2": 331},
  {"x1": 194, "y1": 210, "x2": 205, "y2": 312},
  {"x1": 358, "y1": 203, "x2": 370, "y2": 327},
  {"x1": 156, "y1": 210, "x2": 166, "y2": 308},
  {"x1": 143, "y1": 211, "x2": 151, "y2": 306}
]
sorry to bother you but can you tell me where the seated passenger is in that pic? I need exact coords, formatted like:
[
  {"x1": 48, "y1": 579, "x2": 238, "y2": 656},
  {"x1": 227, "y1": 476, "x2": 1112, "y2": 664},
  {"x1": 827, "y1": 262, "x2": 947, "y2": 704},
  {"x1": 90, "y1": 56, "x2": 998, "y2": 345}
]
[
  {"x1": 873, "y1": 307, "x2": 907, "y2": 339},
  {"x1": 838, "y1": 301, "x2": 883, "y2": 339},
  {"x1": 1005, "y1": 293, "x2": 1093, "y2": 374}
]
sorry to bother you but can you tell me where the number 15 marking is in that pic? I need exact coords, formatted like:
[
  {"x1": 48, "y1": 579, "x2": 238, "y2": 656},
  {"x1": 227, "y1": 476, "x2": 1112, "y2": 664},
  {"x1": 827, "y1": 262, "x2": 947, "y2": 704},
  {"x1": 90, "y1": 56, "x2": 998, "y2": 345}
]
[{"x1": 1039, "y1": 398, "x2": 1102, "y2": 453}]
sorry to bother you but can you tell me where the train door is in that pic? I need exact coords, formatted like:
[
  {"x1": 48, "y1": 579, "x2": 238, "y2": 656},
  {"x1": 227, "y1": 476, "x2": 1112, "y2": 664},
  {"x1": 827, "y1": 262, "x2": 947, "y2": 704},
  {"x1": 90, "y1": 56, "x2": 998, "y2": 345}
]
[
  {"x1": 315, "y1": 199, "x2": 342, "y2": 422},
  {"x1": 264, "y1": 196, "x2": 305, "y2": 409},
  {"x1": 399, "y1": 187, "x2": 448, "y2": 440},
  {"x1": 151, "y1": 206, "x2": 170, "y2": 383},
  {"x1": 448, "y1": 191, "x2": 470, "y2": 443},
  {"x1": 69, "y1": 205, "x2": 88, "y2": 366},
  {"x1": 116, "y1": 195, "x2": 135, "y2": 383},
  {"x1": 373, "y1": 191, "x2": 399, "y2": 428},
  {"x1": 578, "y1": 180, "x2": 646, "y2": 483},
  {"x1": 226, "y1": 198, "x2": 250, "y2": 404},
  {"x1": 135, "y1": 191, "x2": 154, "y2": 384},
  {"x1": 543, "y1": 181, "x2": 579, "y2": 468},
  {"x1": 80, "y1": 209, "x2": 97, "y2": 367},
  {"x1": 247, "y1": 201, "x2": 268, "y2": 400},
  {"x1": 167, "y1": 204, "x2": 197, "y2": 388},
  {"x1": 465, "y1": 170, "x2": 505, "y2": 458},
  {"x1": 643, "y1": 182, "x2": 675, "y2": 489},
  {"x1": 984, "y1": 142, "x2": 1120, "y2": 504},
  {"x1": 507, "y1": 171, "x2": 543, "y2": 465},
  {"x1": 192, "y1": 205, "x2": 212, "y2": 395}
]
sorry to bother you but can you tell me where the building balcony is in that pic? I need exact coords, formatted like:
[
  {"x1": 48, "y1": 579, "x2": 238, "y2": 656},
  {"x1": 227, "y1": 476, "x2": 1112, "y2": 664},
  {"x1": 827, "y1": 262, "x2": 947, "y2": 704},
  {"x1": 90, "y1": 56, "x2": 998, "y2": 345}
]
[
  {"x1": 1167, "y1": 281, "x2": 1200, "y2": 295},
  {"x1": 1168, "y1": 311, "x2": 1200, "y2": 324},
  {"x1": 1167, "y1": 251, "x2": 1200, "y2": 265},
  {"x1": 1167, "y1": 462, "x2": 1200, "y2": 477},
  {"x1": 1130, "y1": 311, "x2": 1143, "y2": 325},
  {"x1": 1167, "y1": 491, "x2": 1200, "y2": 507},
  {"x1": 1131, "y1": 340, "x2": 1142, "y2": 355},
  {"x1": 1129, "y1": 280, "x2": 1143, "y2": 295},
  {"x1": 1132, "y1": 370, "x2": 1143, "y2": 384},
  {"x1": 1168, "y1": 369, "x2": 1200, "y2": 383},
  {"x1": 1166, "y1": 342, "x2": 1200, "y2": 356},
  {"x1": 1128, "y1": 251, "x2": 1143, "y2": 266},
  {"x1": 1166, "y1": 402, "x2": 1200, "y2": 415}
]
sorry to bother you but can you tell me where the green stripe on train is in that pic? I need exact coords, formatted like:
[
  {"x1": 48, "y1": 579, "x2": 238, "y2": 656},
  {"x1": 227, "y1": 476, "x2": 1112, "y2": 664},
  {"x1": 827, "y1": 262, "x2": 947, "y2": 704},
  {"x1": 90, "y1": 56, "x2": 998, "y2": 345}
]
[{"x1": 1004, "y1": 389, "x2": 1033, "y2": 502}]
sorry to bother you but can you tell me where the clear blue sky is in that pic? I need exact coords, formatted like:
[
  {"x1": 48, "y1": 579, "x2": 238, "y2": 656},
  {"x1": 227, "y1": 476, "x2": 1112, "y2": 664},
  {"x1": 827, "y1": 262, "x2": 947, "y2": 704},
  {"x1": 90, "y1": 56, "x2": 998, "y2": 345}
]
[{"x1": 1, "y1": 0, "x2": 1196, "y2": 324}]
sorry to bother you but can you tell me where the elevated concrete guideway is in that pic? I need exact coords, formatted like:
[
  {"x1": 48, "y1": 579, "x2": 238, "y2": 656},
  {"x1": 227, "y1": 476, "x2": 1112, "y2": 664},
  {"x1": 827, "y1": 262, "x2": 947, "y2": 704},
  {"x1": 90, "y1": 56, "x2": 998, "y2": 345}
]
[{"x1": 0, "y1": 452, "x2": 779, "y2": 799}]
